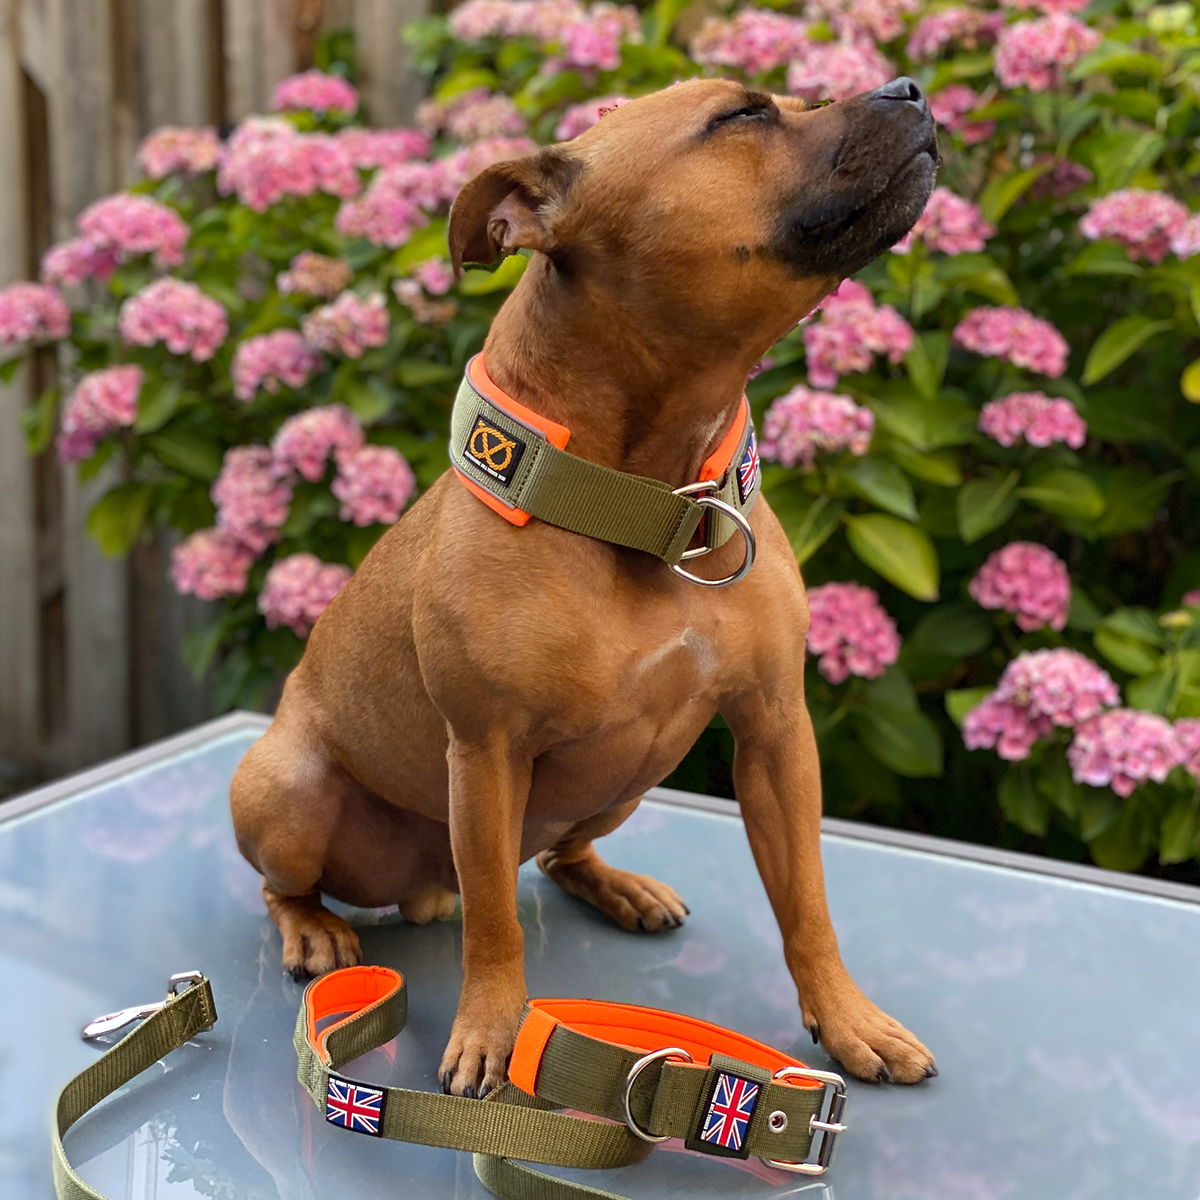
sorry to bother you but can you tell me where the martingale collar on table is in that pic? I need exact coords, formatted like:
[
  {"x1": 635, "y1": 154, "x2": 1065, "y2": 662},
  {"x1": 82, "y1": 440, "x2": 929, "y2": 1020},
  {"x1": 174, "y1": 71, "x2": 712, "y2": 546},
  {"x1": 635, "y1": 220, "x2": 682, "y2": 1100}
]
[
  {"x1": 450, "y1": 354, "x2": 762, "y2": 588},
  {"x1": 55, "y1": 966, "x2": 848, "y2": 1200}
]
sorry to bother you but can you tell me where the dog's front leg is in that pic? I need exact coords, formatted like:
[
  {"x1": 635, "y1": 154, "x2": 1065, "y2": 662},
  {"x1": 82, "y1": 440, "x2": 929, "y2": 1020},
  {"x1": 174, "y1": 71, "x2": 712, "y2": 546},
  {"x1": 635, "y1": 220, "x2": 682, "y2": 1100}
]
[
  {"x1": 722, "y1": 686, "x2": 937, "y2": 1084},
  {"x1": 439, "y1": 731, "x2": 532, "y2": 1097}
]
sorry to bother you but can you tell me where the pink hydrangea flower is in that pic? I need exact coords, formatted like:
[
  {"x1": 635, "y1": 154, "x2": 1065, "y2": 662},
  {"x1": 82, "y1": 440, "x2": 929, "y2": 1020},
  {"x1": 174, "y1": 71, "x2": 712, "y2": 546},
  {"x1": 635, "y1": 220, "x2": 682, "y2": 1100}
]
[
  {"x1": 0, "y1": 282, "x2": 70, "y2": 346},
  {"x1": 994, "y1": 15, "x2": 1101, "y2": 92},
  {"x1": 78, "y1": 194, "x2": 190, "y2": 267},
  {"x1": 907, "y1": 6, "x2": 1005, "y2": 58},
  {"x1": 1000, "y1": 0, "x2": 1089, "y2": 12},
  {"x1": 445, "y1": 136, "x2": 539, "y2": 192},
  {"x1": 272, "y1": 405, "x2": 365, "y2": 483},
  {"x1": 119, "y1": 278, "x2": 228, "y2": 362},
  {"x1": 417, "y1": 87, "x2": 527, "y2": 142},
  {"x1": 690, "y1": 10, "x2": 811, "y2": 74},
  {"x1": 1030, "y1": 157, "x2": 1093, "y2": 200},
  {"x1": 335, "y1": 127, "x2": 431, "y2": 169},
  {"x1": 928, "y1": 84, "x2": 996, "y2": 145},
  {"x1": 761, "y1": 385, "x2": 874, "y2": 467},
  {"x1": 978, "y1": 391, "x2": 1086, "y2": 449},
  {"x1": 258, "y1": 553, "x2": 352, "y2": 637},
  {"x1": 332, "y1": 445, "x2": 417, "y2": 525},
  {"x1": 893, "y1": 187, "x2": 995, "y2": 255},
  {"x1": 217, "y1": 119, "x2": 360, "y2": 211},
  {"x1": 807, "y1": 0, "x2": 919, "y2": 44},
  {"x1": 301, "y1": 291, "x2": 389, "y2": 358},
  {"x1": 450, "y1": 0, "x2": 584, "y2": 42},
  {"x1": 231, "y1": 330, "x2": 324, "y2": 402},
  {"x1": 1068, "y1": 709, "x2": 1182, "y2": 797},
  {"x1": 1182, "y1": 589, "x2": 1200, "y2": 608},
  {"x1": 804, "y1": 279, "x2": 913, "y2": 388},
  {"x1": 276, "y1": 251, "x2": 354, "y2": 299},
  {"x1": 411, "y1": 258, "x2": 455, "y2": 295},
  {"x1": 1079, "y1": 189, "x2": 1191, "y2": 264},
  {"x1": 969, "y1": 542, "x2": 1071, "y2": 633},
  {"x1": 963, "y1": 649, "x2": 1119, "y2": 761},
  {"x1": 335, "y1": 164, "x2": 431, "y2": 246},
  {"x1": 212, "y1": 446, "x2": 293, "y2": 554},
  {"x1": 40, "y1": 237, "x2": 119, "y2": 287},
  {"x1": 137, "y1": 126, "x2": 222, "y2": 178},
  {"x1": 559, "y1": 4, "x2": 641, "y2": 70},
  {"x1": 1174, "y1": 718, "x2": 1200, "y2": 783},
  {"x1": 170, "y1": 529, "x2": 255, "y2": 600},
  {"x1": 806, "y1": 582, "x2": 901, "y2": 684},
  {"x1": 56, "y1": 364, "x2": 143, "y2": 463},
  {"x1": 393, "y1": 279, "x2": 458, "y2": 326},
  {"x1": 786, "y1": 39, "x2": 894, "y2": 104},
  {"x1": 953, "y1": 306, "x2": 1069, "y2": 377},
  {"x1": 555, "y1": 95, "x2": 629, "y2": 140},
  {"x1": 271, "y1": 70, "x2": 359, "y2": 114},
  {"x1": 1171, "y1": 214, "x2": 1200, "y2": 260}
]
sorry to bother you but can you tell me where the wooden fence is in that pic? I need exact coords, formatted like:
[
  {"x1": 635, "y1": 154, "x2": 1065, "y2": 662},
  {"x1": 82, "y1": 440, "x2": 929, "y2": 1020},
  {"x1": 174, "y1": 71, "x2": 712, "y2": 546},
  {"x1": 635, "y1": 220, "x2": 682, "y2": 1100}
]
[{"x1": 0, "y1": 0, "x2": 427, "y2": 794}]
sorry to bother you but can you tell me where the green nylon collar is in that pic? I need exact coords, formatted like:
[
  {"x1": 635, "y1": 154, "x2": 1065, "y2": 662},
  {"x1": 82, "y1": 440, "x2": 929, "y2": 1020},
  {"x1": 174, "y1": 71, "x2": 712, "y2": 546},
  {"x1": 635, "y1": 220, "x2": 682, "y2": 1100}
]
[{"x1": 449, "y1": 362, "x2": 761, "y2": 569}]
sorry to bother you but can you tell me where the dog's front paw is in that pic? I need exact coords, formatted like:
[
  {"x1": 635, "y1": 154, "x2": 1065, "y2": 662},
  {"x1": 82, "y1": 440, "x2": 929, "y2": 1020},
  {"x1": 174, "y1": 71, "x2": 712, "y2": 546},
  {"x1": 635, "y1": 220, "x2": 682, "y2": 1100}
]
[
  {"x1": 801, "y1": 977, "x2": 936, "y2": 1085},
  {"x1": 439, "y1": 993, "x2": 526, "y2": 1098},
  {"x1": 265, "y1": 888, "x2": 362, "y2": 980},
  {"x1": 537, "y1": 849, "x2": 688, "y2": 932}
]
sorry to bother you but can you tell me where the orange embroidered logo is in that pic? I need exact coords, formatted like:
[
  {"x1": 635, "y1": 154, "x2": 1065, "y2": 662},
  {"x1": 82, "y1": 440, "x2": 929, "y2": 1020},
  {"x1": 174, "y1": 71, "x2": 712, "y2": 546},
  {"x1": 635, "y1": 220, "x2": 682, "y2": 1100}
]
[{"x1": 464, "y1": 415, "x2": 526, "y2": 486}]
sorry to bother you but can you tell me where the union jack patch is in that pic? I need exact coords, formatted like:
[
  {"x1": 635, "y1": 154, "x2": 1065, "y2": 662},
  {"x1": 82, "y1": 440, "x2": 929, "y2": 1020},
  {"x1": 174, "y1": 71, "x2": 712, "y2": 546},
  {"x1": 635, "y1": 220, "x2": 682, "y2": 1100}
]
[
  {"x1": 694, "y1": 1071, "x2": 760, "y2": 1158},
  {"x1": 325, "y1": 1075, "x2": 386, "y2": 1136},
  {"x1": 737, "y1": 429, "x2": 760, "y2": 506}
]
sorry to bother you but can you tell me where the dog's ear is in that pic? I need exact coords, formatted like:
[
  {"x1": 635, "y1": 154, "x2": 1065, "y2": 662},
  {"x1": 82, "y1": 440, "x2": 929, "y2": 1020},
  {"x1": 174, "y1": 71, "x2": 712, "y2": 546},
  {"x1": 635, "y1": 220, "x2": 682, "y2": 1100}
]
[{"x1": 448, "y1": 150, "x2": 581, "y2": 275}]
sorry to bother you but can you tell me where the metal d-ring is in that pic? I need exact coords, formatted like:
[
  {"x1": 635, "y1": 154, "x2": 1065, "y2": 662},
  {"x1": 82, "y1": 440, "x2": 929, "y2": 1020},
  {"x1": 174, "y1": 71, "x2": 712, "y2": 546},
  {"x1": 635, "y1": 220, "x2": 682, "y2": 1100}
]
[
  {"x1": 621, "y1": 1047, "x2": 694, "y2": 1142},
  {"x1": 669, "y1": 494, "x2": 756, "y2": 588},
  {"x1": 761, "y1": 1066, "x2": 848, "y2": 1176}
]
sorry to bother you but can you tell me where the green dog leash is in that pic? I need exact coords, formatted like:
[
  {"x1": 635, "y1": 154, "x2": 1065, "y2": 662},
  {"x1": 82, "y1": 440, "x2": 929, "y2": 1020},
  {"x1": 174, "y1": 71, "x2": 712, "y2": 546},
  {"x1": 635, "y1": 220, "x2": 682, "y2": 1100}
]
[{"x1": 53, "y1": 967, "x2": 847, "y2": 1200}]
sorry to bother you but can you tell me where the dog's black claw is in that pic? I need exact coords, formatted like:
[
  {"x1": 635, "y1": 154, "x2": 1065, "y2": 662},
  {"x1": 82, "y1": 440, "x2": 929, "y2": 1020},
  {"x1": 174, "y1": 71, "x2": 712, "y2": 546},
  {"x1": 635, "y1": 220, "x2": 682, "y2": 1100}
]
[
  {"x1": 479, "y1": 1083, "x2": 493, "y2": 1099},
  {"x1": 924, "y1": 1063, "x2": 938, "y2": 1079},
  {"x1": 810, "y1": 1024, "x2": 820, "y2": 1045},
  {"x1": 289, "y1": 965, "x2": 309, "y2": 983},
  {"x1": 683, "y1": 905, "x2": 691, "y2": 915},
  {"x1": 441, "y1": 1072, "x2": 453, "y2": 1094},
  {"x1": 875, "y1": 1064, "x2": 891, "y2": 1084},
  {"x1": 636, "y1": 916, "x2": 648, "y2": 931},
  {"x1": 463, "y1": 1084, "x2": 475, "y2": 1099}
]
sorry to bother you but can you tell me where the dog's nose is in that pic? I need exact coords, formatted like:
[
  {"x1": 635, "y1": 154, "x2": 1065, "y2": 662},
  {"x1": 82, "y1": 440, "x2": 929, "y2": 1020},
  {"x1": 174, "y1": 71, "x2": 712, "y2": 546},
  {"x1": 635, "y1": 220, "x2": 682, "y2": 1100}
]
[{"x1": 869, "y1": 77, "x2": 929, "y2": 118}]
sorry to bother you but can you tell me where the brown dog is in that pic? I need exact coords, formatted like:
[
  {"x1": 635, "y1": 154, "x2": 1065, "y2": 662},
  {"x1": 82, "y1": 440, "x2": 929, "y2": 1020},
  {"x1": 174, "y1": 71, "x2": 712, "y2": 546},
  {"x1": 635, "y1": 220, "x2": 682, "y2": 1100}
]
[{"x1": 231, "y1": 76, "x2": 940, "y2": 1094}]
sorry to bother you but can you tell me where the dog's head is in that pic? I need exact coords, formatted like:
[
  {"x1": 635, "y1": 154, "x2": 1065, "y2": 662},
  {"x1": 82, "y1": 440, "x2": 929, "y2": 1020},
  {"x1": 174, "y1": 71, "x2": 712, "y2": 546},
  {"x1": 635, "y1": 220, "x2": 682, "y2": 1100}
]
[{"x1": 450, "y1": 77, "x2": 937, "y2": 350}]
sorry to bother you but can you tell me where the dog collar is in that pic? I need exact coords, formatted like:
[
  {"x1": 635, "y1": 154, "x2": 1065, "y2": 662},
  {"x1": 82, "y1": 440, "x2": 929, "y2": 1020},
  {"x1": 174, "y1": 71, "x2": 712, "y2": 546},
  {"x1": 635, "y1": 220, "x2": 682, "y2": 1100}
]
[
  {"x1": 57, "y1": 967, "x2": 848, "y2": 1200},
  {"x1": 449, "y1": 355, "x2": 762, "y2": 587}
]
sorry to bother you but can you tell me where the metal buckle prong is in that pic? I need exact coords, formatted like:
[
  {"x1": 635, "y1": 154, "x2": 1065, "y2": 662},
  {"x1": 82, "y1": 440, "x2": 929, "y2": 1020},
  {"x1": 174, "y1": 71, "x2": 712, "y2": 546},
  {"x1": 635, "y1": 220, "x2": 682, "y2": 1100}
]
[
  {"x1": 762, "y1": 1066, "x2": 848, "y2": 1176},
  {"x1": 621, "y1": 1047, "x2": 694, "y2": 1142},
  {"x1": 81, "y1": 970, "x2": 204, "y2": 1042}
]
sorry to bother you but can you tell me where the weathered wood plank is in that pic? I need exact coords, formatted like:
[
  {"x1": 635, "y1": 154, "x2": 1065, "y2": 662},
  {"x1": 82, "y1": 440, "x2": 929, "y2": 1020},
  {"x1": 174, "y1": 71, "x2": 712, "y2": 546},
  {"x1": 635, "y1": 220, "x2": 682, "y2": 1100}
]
[{"x1": 353, "y1": 0, "x2": 428, "y2": 126}]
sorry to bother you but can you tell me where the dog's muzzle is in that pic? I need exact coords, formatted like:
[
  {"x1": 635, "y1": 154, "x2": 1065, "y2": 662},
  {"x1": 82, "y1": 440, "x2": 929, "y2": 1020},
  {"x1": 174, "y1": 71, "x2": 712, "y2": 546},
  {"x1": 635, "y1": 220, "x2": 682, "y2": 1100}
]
[{"x1": 58, "y1": 967, "x2": 850, "y2": 1200}]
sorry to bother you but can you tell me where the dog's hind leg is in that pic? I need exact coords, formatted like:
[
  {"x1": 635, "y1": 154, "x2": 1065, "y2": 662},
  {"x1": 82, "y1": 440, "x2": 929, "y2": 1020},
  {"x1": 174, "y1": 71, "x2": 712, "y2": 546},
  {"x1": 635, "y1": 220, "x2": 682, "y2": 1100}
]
[{"x1": 536, "y1": 799, "x2": 689, "y2": 932}]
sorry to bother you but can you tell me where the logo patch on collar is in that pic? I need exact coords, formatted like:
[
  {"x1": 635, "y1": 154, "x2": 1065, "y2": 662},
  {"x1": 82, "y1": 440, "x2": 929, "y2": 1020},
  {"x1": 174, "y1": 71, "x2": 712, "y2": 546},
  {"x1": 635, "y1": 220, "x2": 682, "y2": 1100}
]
[
  {"x1": 325, "y1": 1075, "x2": 386, "y2": 1136},
  {"x1": 737, "y1": 429, "x2": 760, "y2": 507},
  {"x1": 690, "y1": 1070, "x2": 760, "y2": 1158},
  {"x1": 464, "y1": 414, "x2": 526, "y2": 487}
]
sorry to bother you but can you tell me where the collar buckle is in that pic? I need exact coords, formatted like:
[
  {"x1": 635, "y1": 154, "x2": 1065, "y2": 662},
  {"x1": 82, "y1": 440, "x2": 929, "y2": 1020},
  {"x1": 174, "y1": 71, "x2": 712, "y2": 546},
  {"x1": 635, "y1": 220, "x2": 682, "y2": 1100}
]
[{"x1": 761, "y1": 1066, "x2": 848, "y2": 1176}]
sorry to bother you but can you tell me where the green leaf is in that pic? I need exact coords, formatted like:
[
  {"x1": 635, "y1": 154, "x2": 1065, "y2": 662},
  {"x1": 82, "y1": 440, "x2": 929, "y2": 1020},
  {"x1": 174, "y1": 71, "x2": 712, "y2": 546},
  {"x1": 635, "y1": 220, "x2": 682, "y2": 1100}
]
[
  {"x1": 434, "y1": 67, "x2": 500, "y2": 102},
  {"x1": 646, "y1": 0, "x2": 693, "y2": 46},
  {"x1": 134, "y1": 379, "x2": 181, "y2": 433},
  {"x1": 0, "y1": 354, "x2": 25, "y2": 383},
  {"x1": 459, "y1": 253, "x2": 528, "y2": 295},
  {"x1": 956, "y1": 471, "x2": 1019, "y2": 543},
  {"x1": 946, "y1": 686, "x2": 992, "y2": 728},
  {"x1": 1064, "y1": 241, "x2": 1144, "y2": 279},
  {"x1": 1037, "y1": 747, "x2": 1082, "y2": 820},
  {"x1": 1070, "y1": 43, "x2": 1161, "y2": 82},
  {"x1": 1067, "y1": 586, "x2": 1102, "y2": 632},
  {"x1": 1082, "y1": 316, "x2": 1172, "y2": 385},
  {"x1": 1160, "y1": 799, "x2": 1200, "y2": 864},
  {"x1": 1126, "y1": 670, "x2": 1174, "y2": 715},
  {"x1": 21, "y1": 385, "x2": 59, "y2": 454},
  {"x1": 999, "y1": 765, "x2": 1050, "y2": 836},
  {"x1": 144, "y1": 431, "x2": 223, "y2": 481},
  {"x1": 978, "y1": 164, "x2": 1051, "y2": 224},
  {"x1": 396, "y1": 360, "x2": 459, "y2": 387},
  {"x1": 841, "y1": 458, "x2": 917, "y2": 520},
  {"x1": 87, "y1": 482, "x2": 155, "y2": 556},
  {"x1": 1017, "y1": 468, "x2": 1106, "y2": 522},
  {"x1": 1093, "y1": 468, "x2": 1179, "y2": 536},
  {"x1": 343, "y1": 382, "x2": 394, "y2": 425},
  {"x1": 1088, "y1": 796, "x2": 1152, "y2": 871},
  {"x1": 182, "y1": 618, "x2": 228, "y2": 678},
  {"x1": 910, "y1": 604, "x2": 994, "y2": 658},
  {"x1": 1094, "y1": 608, "x2": 1164, "y2": 675},
  {"x1": 1079, "y1": 789, "x2": 1122, "y2": 842},
  {"x1": 887, "y1": 443, "x2": 962, "y2": 487},
  {"x1": 390, "y1": 219, "x2": 449, "y2": 272},
  {"x1": 347, "y1": 524, "x2": 386, "y2": 569},
  {"x1": 1182, "y1": 358, "x2": 1200, "y2": 402},
  {"x1": 852, "y1": 705, "x2": 944, "y2": 778},
  {"x1": 934, "y1": 254, "x2": 1019, "y2": 306},
  {"x1": 904, "y1": 332, "x2": 949, "y2": 401},
  {"x1": 862, "y1": 665, "x2": 918, "y2": 712},
  {"x1": 845, "y1": 513, "x2": 940, "y2": 600},
  {"x1": 768, "y1": 491, "x2": 845, "y2": 565}
]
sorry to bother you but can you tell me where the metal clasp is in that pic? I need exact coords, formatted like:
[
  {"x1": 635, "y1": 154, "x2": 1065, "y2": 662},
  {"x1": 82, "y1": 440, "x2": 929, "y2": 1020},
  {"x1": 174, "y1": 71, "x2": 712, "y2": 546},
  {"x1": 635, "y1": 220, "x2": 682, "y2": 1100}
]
[
  {"x1": 670, "y1": 481, "x2": 756, "y2": 588},
  {"x1": 621, "y1": 1047, "x2": 694, "y2": 1142},
  {"x1": 81, "y1": 971, "x2": 204, "y2": 1042},
  {"x1": 762, "y1": 1066, "x2": 848, "y2": 1176}
]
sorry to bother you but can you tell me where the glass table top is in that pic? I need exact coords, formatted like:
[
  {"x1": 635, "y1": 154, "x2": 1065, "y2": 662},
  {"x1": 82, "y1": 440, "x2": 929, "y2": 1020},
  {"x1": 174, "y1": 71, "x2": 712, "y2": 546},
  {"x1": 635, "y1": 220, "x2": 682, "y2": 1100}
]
[{"x1": 1, "y1": 713, "x2": 1198, "y2": 1200}]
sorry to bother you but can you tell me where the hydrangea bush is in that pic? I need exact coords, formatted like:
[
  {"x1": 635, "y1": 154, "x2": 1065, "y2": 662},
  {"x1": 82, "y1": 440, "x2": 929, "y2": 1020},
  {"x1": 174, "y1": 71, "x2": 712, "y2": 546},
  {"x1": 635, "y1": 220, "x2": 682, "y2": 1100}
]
[{"x1": 8, "y1": 2, "x2": 1200, "y2": 876}]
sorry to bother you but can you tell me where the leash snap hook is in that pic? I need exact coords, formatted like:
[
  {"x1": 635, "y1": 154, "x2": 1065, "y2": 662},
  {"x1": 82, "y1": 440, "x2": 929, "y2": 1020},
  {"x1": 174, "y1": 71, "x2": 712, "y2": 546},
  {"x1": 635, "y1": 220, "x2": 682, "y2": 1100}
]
[
  {"x1": 670, "y1": 483, "x2": 756, "y2": 588},
  {"x1": 621, "y1": 1047, "x2": 694, "y2": 1142},
  {"x1": 762, "y1": 1066, "x2": 848, "y2": 1176},
  {"x1": 81, "y1": 970, "x2": 205, "y2": 1042}
]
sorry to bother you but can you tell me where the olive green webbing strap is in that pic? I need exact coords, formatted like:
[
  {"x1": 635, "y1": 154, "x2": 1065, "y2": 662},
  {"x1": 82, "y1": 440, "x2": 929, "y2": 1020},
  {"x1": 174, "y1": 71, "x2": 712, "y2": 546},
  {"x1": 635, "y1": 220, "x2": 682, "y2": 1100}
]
[
  {"x1": 450, "y1": 376, "x2": 759, "y2": 566},
  {"x1": 52, "y1": 978, "x2": 218, "y2": 1200}
]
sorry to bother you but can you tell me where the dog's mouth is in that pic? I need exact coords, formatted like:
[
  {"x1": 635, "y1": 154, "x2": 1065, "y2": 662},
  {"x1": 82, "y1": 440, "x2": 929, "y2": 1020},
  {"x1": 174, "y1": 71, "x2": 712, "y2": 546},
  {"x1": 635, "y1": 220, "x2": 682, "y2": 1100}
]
[{"x1": 770, "y1": 130, "x2": 940, "y2": 279}]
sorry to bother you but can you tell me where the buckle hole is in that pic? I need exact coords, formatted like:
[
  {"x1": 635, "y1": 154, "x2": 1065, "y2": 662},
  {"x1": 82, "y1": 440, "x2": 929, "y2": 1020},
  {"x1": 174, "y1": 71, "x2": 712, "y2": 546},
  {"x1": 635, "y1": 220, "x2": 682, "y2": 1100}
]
[{"x1": 768, "y1": 1110, "x2": 787, "y2": 1133}]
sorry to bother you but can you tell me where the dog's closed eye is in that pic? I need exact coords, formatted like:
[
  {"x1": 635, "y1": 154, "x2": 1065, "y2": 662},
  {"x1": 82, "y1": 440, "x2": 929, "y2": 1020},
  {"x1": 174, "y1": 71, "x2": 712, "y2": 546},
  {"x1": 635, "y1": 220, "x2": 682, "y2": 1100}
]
[{"x1": 707, "y1": 95, "x2": 778, "y2": 132}]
